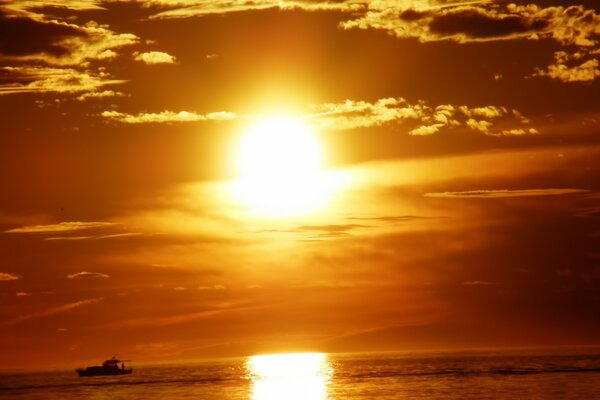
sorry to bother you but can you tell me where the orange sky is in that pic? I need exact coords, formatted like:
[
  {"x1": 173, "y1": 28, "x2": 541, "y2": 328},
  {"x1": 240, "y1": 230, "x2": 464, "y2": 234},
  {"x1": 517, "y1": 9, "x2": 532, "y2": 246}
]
[{"x1": 1, "y1": 0, "x2": 599, "y2": 370}]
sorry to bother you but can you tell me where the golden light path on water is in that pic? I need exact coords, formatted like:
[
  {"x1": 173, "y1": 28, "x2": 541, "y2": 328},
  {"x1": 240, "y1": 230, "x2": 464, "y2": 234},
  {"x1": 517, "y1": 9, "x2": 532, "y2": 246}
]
[{"x1": 247, "y1": 353, "x2": 332, "y2": 400}]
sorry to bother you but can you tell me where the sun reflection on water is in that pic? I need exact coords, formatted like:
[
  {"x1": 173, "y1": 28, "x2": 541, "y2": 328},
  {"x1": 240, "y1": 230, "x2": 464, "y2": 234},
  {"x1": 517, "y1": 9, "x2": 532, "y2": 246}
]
[{"x1": 247, "y1": 353, "x2": 332, "y2": 400}]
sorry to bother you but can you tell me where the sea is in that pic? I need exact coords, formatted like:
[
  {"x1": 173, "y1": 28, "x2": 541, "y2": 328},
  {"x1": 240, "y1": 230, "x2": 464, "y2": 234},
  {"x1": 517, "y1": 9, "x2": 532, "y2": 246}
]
[{"x1": 1, "y1": 347, "x2": 599, "y2": 399}]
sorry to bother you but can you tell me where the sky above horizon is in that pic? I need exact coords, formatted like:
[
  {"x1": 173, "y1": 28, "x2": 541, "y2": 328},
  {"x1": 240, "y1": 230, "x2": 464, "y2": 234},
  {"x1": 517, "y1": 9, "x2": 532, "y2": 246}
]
[{"x1": 1, "y1": 0, "x2": 599, "y2": 369}]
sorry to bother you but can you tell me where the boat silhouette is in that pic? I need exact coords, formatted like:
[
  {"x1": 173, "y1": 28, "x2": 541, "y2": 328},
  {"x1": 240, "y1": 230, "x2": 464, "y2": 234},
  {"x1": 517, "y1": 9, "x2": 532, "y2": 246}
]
[{"x1": 76, "y1": 356, "x2": 132, "y2": 377}]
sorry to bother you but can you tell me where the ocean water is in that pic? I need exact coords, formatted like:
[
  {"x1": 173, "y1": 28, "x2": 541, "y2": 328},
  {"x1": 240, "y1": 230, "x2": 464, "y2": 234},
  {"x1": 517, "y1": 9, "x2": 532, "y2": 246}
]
[{"x1": 1, "y1": 348, "x2": 599, "y2": 399}]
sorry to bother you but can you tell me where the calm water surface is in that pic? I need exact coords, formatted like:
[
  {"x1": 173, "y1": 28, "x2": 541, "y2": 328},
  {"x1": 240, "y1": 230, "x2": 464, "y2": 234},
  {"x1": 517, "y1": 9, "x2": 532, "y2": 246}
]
[{"x1": 1, "y1": 348, "x2": 599, "y2": 399}]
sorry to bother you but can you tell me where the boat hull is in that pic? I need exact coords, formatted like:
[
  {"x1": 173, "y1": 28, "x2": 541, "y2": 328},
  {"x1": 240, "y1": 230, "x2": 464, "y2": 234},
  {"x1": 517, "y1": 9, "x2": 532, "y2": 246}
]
[{"x1": 76, "y1": 367, "x2": 132, "y2": 377}]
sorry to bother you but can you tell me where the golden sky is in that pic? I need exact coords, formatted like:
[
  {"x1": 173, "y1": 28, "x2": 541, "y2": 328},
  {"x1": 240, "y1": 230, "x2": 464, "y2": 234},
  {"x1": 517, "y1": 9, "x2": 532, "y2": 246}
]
[{"x1": 0, "y1": 0, "x2": 599, "y2": 369}]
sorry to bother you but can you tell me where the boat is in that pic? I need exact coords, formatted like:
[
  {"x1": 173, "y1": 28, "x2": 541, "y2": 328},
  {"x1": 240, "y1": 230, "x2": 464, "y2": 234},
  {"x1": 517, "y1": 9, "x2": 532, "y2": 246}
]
[{"x1": 76, "y1": 356, "x2": 132, "y2": 377}]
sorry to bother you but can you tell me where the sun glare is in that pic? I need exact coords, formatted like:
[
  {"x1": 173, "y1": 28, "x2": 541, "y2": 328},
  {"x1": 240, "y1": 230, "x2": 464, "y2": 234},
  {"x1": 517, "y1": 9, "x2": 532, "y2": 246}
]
[
  {"x1": 247, "y1": 353, "x2": 331, "y2": 400},
  {"x1": 230, "y1": 117, "x2": 336, "y2": 217}
]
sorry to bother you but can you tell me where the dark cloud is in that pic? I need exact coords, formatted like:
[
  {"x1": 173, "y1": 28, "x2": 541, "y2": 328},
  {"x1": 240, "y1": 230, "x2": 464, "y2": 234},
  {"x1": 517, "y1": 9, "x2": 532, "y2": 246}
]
[
  {"x1": 0, "y1": 12, "x2": 84, "y2": 57},
  {"x1": 343, "y1": 4, "x2": 600, "y2": 46},
  {"x1": 428, "y1": 7, "x2": 549, "y2": 39},
  {"x1": 399, "y1": 8, "x2": 428, "y2": 22}
]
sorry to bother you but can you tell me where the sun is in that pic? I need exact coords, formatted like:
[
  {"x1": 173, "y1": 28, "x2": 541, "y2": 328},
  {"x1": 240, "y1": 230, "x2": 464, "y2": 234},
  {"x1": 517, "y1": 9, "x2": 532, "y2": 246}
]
[{"x1": 230, "y1": 116, "x2": 333, "y2": 217}]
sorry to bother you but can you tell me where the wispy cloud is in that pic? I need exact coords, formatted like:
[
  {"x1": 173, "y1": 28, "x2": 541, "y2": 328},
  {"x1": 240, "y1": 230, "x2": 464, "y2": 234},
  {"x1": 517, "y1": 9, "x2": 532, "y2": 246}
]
[
  {"x1": 198, "y1": 285, "x2": 226, "y2": 290},
  {"x1": 462, "y1": 280, "x2": 503, "y2": 286},
  {"x1": 45, "y1": 232, "x2": 142, "y2": 241},
  {"x1": 0, "y1": 272, "x2": 19, "y2": 281},
  {"x1": 107, "y1": 304, "x2": 247, "y2": 328},
  {"x1": 147, "y1": 0, "x2": 363, "y2": 19},
  {"x1": 2, "y1": 1, "x2": 104, "y2": 14},
  {"x1": 0, "y1": 298, "x2": 102, "y2": 328},
  {"x1": 425, "y1": 188, "x2": 590, "y2": 199},
  {"x1": 67, "y1": 271, "x2": 110, "y2": 279},
  {"x1": 15, "y1": 291, "x2": 54, "y2": 296},
  {"x1": 296, "y1": 224, "x2": 367, "y2": 233},
  {"x1": 293, "y1": 224, "x2": 366, "y2": 239},
  {"x1": 101, "y1": 110, "x2": 237, "y2": 123},
  {"x1": 134, "y1": 51, "x2": 177, "y2": 65},
  {"x1": 0, "y1": 67, "x2": 125, "y2": 95},
  {"x1": 347, "y1": 215, "x2": 441, "y2": 223},
  {"x1": 253, "y1": 224, "x2": 369, "y2": 240},
  {"x1": 5, "y1": 221, "x2": 119, "y2": 234},
  {"x1": 308, "y1": 98, "x2": 533, "y2": 136}
]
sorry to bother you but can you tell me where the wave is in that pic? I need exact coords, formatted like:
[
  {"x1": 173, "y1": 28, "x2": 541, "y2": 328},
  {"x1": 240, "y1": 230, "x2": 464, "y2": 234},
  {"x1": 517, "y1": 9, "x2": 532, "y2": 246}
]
[
  {"x1": 0, "y1": 376, "x2": 242, "y2": 393},
  {"x1": 341, "y1": 366, "x2": 600, "y2": 379},
  {"x1": 2, "y1": 366, "x2": 599, "y2": 393}
]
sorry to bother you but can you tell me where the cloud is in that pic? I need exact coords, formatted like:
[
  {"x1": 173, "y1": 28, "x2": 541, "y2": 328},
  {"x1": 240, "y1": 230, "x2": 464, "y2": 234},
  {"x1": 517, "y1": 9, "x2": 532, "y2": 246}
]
[
  {"x1": 77, "y1": 89, "x2": 125, "y2": 101},
  {"x1": 309, "y1": 97, "x2": 424, "y2": 129},
  {"x1": 0, "y1": 272, "x2": 19, "y2": 281},
  {"x1": 409, "y1": 124, "x2": 441, "y2": 136},
  {"x1": 309, "y1": 98, "x2": 531, "y2": 136},
  {"x1": 253, "y1": 224, "x2": 365, "y2": 240},
  {"x1": 108, "y1": 304, "x2": 245, "y2": 328},
  {"x1": 425, "y1": 188, "x2": 590, "y2": 199},
  {"x1": 15, "y1": 292, "x2": 30, "y2": 296},
  {"x1": 147, "y1": 0, "x2": 362, "y2": 19},
  {"x1": 465, "y1": 118, "x2": 492, "y2": 133},
  {"x1": 67, "y1": 271, "x2": 110, "y2": 279},
  {"x1": 0, "y1": 11, "x2": 85, "y2": 58},
  {"x1": 44, "y1": 232, "x2": 142, "y2": 241},
  {"x1": 150, "y1": 263, "x2": 177, "y2": 268},
  {"x1": 347, "y1": 215, "x2": 440, "y2": 223},
  {"x1": 291, "y1": 224, "x2": 367, "y2": 239},
  {"x1": 501, "y1": 128, "x2": 539, "y2": 136},
  {"x1": 0, "y1": 66, "x2": 125, "y2": 95},
  {"x1": 0, "y1": 5, "x2": 138, "y2": 96},
  {"x1": 339, "y1": 3, "x2": 600, "y2": 81},
  {"x1": 459, "y1": 105, "x2": 506, "y2": 119},
  {"x1": 341, "y1": 4, "x2": 600, "y2": 47},
  {"x1": 296, "y1": 224, "x2": 366, "y2": 233},
  {"x1": 533, "y1": 52, "x2": 600, "y2": 83},
  {"x1": 101, "y1": 110, "x2": 237, "y2": 123},
  {"x1": 0, "y1": 298, "x2": 102, "y2": 328},
  {"x1": 0, "y1": 9, "x2": 138, "y2": 65},
  {"x1": 5, "y1": 221, "x2": 119, "y2": 233},
  {"x1": 198, "y1": 284, "x2": 226, "y2": 290},
  {"x1": 134, "y1": 51, "x2": 177, "y2": 64},
  {"x1": 2, "y1": 1, "x2": 104, "y2": 14},
  {"x1": 461, "y1": 281, "x2": 503, "y2": 286}
]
